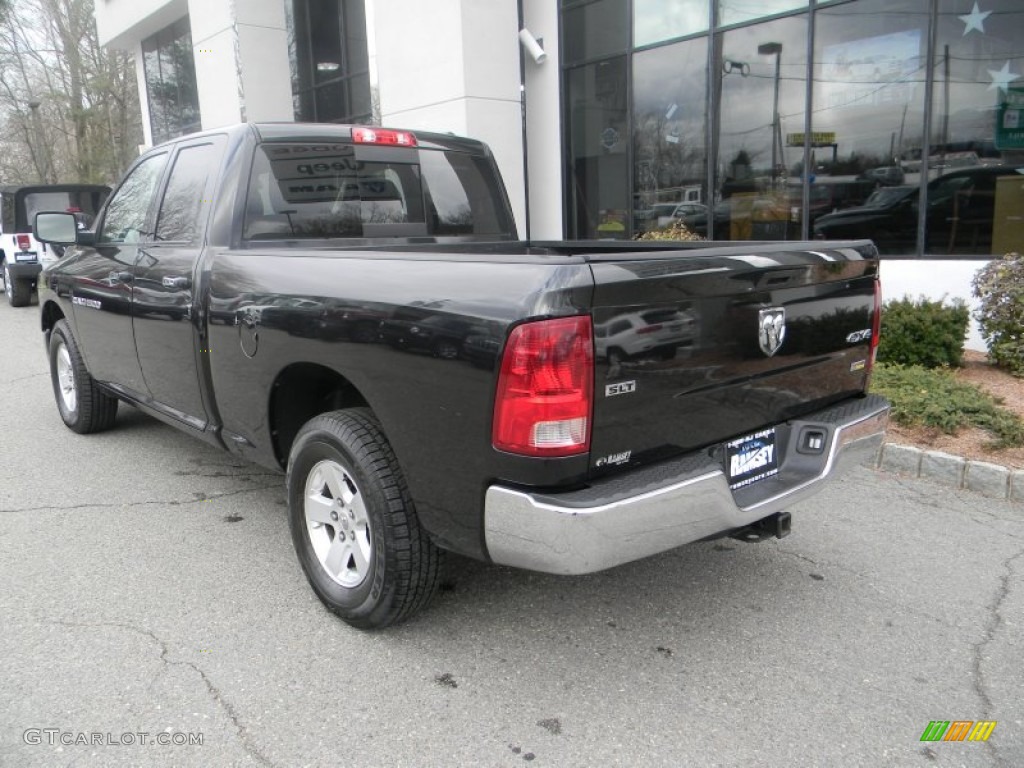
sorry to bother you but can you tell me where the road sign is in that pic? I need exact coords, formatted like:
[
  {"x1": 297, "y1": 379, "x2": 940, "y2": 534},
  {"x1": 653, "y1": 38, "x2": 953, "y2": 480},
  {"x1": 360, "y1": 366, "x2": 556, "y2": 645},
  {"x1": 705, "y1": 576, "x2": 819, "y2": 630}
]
[
  {"x1": 995, "y1": 87, "x2": 1024, "y2": 150},
  {"x1": 786, "y1": 132, "x2": 837, "y2": 147}
]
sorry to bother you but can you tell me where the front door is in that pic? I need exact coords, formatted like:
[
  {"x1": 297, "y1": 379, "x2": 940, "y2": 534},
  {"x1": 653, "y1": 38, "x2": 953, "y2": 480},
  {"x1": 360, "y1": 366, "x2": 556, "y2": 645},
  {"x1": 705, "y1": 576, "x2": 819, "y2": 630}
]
[{"x1": 64, "y1": 152, "x2": 168, "y2": 395}]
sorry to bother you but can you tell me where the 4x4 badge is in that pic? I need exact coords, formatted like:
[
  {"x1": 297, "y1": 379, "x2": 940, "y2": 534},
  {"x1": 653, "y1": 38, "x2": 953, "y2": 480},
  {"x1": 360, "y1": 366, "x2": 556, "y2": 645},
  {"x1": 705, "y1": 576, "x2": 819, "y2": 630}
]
[{"x1": 758, "y1": 307, "x2": 786, "y2": 357}]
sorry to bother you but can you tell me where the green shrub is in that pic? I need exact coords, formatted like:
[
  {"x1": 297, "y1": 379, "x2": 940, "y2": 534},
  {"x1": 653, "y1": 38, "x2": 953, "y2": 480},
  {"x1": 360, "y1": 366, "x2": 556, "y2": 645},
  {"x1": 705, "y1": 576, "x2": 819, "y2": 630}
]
[
  {"x1": 972, "y1": 252, "x2": 1024, "y2": 377},
  {"x1": 877, "y1": 295, "x2": 969, "y2": 368},
  {"x1": 871, "y1": 363, "x2": 1024, "y2": 448}
]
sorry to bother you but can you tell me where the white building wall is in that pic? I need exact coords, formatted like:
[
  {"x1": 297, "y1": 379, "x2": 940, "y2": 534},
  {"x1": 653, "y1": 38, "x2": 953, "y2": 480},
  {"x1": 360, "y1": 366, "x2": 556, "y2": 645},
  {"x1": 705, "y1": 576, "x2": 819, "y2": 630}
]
[
  {"x1": 188, "y1": 0, "x2": 244, "y2": 131},
  {"x1": 522, "y1": 0, "x2": 563, "y2": 239},
  {"x1": 185, "y1": 0, "x2": 293, "y2": 129},
  {"x1": 371, "y1": 0, "x2": 527, "y2": 237},
  {"x1": 98, "y1": 0, "x2": 291, "y2": 147},
  {"x1": 132, "y1": 47, "x2": 154, "y2": 147},
  {"x1": 96, "y1": 0, "x2": 187, "y2": 49}
]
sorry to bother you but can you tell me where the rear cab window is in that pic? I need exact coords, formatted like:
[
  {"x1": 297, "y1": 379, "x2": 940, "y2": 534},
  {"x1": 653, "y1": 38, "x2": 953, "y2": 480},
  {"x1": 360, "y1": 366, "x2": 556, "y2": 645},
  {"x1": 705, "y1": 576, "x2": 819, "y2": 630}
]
[{"x1": 243, "y1": 137, "x2": 514, "y2": 241}]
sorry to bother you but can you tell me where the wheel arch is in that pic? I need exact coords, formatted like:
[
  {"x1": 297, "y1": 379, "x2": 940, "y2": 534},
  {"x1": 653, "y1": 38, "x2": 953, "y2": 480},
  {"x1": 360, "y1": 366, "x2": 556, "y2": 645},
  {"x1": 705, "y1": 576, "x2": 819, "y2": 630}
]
[
  {"x1": 41, "y1": 300, "x2": 66, "y2": 341},
  {"x1": 269, "y1": 362, "x2": 370, "y2": 469}
]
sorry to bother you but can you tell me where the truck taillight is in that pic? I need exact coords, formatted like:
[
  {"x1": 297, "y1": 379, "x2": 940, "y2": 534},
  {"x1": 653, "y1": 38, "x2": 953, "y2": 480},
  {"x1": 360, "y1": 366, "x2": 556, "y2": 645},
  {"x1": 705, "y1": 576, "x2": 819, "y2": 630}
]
[
  {"x1": 16, "y1": 234, "x2": 32, "y2": 251},
  {"x1": 351, "y1": 127, "x2": 417, "y2": 147},
  {"x1": 493, "y1": 316, "x2": 594, "y2": 457}
]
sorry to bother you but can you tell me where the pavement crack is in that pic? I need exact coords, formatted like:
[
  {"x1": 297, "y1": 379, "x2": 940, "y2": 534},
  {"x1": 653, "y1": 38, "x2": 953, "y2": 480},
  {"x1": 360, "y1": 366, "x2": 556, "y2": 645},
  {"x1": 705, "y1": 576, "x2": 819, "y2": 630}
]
[
  {"x1": 774, "y1": 548, "x2": 820, "y2": 568},
  {"x1": 46, "y1": 619, "x2": 278, "y2": 768},
  {"x1": 6, "y1": 371, "x2": 48, "y2": 384},
  {"x1": 962, "y1": 511, "x2": 1024, "y2": 540},
  {"x1": 174, "y1": 470, "x2": 279, "y2": 479},
  {"x1": 774, "y1": 546, "x2": 960, "y2": 630},
  {"x1": 0, "y1": 483, "x2": 281, "y2": 515},
  {"x1": 970, "y1": 546, "x2": 1024, "y2": 767}
]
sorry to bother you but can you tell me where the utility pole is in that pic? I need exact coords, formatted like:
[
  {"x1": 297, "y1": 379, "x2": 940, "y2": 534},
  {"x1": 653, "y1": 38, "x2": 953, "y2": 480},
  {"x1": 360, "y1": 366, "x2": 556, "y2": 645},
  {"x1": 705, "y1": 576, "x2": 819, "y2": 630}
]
[{"x1": 758, "y1": 42, "x2": 783, "y2": 186}]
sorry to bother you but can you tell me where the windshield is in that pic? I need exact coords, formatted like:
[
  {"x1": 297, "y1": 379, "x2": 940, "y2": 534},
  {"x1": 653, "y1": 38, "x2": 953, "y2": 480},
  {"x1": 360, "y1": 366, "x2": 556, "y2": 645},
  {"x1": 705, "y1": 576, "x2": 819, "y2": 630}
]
[
  {"x1": 864, "y1": 186, "x2": 915, "y2": 207},
  {"x1": 244, "y1": 142, "x2": 513, "y2": 240}
]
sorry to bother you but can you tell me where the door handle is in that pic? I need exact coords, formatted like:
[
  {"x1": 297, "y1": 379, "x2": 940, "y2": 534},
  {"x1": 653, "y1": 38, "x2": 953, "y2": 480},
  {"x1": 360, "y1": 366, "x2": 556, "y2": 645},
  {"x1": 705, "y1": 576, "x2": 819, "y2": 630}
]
[
  {"x1": 110, "y1": 270, "x2": 133, "y2": 283},
  {"x1": 162, "y1": 275, "x2": 191, "y2": 290}
]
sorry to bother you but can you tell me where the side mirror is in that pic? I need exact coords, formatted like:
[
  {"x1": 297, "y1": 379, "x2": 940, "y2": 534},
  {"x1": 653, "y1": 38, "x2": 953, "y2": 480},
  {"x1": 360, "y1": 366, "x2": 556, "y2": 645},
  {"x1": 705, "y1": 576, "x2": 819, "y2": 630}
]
[{"x1": 34, "y1": 212, "x2": 78, "y2": 245}]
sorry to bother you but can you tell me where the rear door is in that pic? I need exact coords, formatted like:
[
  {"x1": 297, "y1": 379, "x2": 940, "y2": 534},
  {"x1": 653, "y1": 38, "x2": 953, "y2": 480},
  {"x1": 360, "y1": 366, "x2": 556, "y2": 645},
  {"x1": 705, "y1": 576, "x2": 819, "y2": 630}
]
[
  {"x1": 64, "y1": 152, "x2": 169, "y2": 395},
  {"x1": 133, "y1": 136, "x2": 225, "y2": 428},
  {"x1": 585, "y1": 244, "x2": 878, "y2": 474}
]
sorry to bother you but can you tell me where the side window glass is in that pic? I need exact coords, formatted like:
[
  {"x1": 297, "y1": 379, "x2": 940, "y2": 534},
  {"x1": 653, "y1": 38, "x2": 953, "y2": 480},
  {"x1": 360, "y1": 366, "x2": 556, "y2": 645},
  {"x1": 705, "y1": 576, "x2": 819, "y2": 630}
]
[
  {"x1": 156, "y1": 142, "x2": 220, "y2": 242},
  {"x1": 98, "y1": 153, "x2": 168, "y2": 245}
]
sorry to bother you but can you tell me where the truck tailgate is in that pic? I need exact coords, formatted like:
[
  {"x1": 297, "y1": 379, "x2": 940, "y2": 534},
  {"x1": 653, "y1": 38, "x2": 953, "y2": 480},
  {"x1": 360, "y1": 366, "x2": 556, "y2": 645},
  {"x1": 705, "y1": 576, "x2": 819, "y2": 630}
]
[{"x1": 584, "y1": 243, "x2": 878, "y2": 475}]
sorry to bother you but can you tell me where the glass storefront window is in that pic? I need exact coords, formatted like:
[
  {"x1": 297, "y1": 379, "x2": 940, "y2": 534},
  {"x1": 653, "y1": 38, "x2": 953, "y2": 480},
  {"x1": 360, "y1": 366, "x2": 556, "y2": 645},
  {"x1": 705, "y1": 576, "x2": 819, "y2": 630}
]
[
  {"x1": 565, "y1": 57, "x2": 630, "y2": 239},
  {"x1": 635, "y1": 0, "x2": 708, "y2": 47},
  {"x1": 289, "y1": 0, "x2": 372, "y2": 124},
  {"x1": 810, "y1": 0, "x2": 929, "y2": 254},
  {"x1": 712, "y1": 15, "x2": 807, "y2": 241},
  {"x1": 718, "y1": 0, "x2": 807, "y2": 28},
  {"x1": 929, "y1": 0, "x2": 1024, "y2": 255},
  {"x1": 142, "y1": 18, "x2": 200, "y2": 145},
  {"x1": 633, "y1": 37, "x2": 708, "y2": 236},
  {"x1": 562, "y1": 0, "x2": 630, "y2": 64},
  {"x1": 560, "y1": 0, "x2": 1024, "y2": 255}
]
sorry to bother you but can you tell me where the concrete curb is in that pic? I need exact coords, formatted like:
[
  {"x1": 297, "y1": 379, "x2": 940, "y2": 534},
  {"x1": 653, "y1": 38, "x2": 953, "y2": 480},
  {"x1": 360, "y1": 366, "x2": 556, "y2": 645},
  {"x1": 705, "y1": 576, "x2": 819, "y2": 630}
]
[{"x1": 874, "y1": 443, "x2": 1023, "y2": 503}]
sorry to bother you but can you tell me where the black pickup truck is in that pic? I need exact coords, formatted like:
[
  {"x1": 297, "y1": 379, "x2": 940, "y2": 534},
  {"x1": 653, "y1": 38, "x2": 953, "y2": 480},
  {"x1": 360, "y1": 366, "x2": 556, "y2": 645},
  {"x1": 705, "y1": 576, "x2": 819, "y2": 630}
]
[{"x1": 34, "y1": 123, "x2": 889, "y2": 629}]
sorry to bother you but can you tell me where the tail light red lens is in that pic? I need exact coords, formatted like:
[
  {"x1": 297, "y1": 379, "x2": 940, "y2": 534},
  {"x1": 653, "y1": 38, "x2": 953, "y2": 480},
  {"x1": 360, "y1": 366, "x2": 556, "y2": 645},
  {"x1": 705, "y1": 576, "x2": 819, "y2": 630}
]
[
  {"x1": 351, "y1": 127, "x2": 418, "y2": 147},
  {"x1": 493, "y1": 316, "x2": 594, "y2": 457},
  {"x1": 16, "y1": 234, "x2": 32, "y2": 251},
  {"x1": 635, "y1": 324, "x2": 663, "y2": 335}
]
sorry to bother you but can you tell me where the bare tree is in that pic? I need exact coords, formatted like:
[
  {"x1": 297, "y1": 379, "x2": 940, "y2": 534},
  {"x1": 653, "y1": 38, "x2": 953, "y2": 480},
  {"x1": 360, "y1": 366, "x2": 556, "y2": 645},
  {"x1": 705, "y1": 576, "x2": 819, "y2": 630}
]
[{"x1": 0, "y1": 0, "x2": 142, "y2": 184}]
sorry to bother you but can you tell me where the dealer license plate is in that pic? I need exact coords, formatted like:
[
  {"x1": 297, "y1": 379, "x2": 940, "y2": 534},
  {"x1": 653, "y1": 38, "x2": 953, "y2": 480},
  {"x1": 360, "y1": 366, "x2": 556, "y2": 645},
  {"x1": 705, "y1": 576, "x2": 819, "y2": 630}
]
[{"x1": 725, "y1": 428, "x2": 779, "y2": 490}]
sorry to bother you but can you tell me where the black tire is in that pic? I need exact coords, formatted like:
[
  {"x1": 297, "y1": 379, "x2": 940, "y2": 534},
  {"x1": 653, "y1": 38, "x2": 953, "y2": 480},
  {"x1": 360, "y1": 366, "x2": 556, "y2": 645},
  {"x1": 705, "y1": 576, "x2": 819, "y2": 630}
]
[
  {"x1": 287, "y1": 408, "x2": 443, "y2": 629},
  {"x1": 3, "y1": 261, "x2": 31, "y2": 307},
  {"x1": 48, "y1": 319, "x2": 119, "y2": 433}
]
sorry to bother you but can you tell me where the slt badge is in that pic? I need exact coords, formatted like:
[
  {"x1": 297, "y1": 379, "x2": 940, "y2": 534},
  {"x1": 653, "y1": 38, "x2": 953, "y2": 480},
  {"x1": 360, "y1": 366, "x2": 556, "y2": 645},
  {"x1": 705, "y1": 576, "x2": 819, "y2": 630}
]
[{"x1": 758, "y1": 307, "x2": 786, "y2": 357}]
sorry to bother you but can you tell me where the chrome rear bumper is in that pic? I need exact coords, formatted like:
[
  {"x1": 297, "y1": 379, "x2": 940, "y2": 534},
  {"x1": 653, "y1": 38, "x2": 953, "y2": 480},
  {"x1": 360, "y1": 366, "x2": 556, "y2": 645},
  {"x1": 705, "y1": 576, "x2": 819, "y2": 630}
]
[{"x1": 484, "y1": 394, "x2": 889, "y2": 575}]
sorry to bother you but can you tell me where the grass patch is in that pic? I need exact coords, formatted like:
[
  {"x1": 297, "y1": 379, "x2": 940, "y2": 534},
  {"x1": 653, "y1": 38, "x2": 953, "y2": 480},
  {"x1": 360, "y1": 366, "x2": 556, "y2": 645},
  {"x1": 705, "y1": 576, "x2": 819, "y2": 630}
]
[{"x1": 871, "y1": 363, "x2": 1024, "y2": 449}]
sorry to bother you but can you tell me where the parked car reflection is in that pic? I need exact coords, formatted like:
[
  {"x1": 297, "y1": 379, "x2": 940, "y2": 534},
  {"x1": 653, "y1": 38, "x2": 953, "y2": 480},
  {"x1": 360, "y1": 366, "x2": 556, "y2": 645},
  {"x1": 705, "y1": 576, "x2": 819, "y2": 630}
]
[
  {"x1": 594, "y1": 307, "x2": 697, "y2": 365},
  {"x1": 814, "y1": 165, "x2": 1023, "y2": 254},
  {"x1": 132, "y1": 276, "x2": 191, "y2": 321},
  {"x1": 858, "y1": 165, "x2": 905, "y2": 186},
  {"x1": 381, "y1": 307, "x2": 497, "y2": 361}
]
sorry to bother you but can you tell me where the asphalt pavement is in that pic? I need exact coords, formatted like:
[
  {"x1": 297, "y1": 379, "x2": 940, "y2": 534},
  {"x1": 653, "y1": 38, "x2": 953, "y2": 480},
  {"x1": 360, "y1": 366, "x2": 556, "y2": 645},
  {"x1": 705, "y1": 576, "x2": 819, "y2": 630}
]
[{"x1": 1, "y1": 298, "x2": 1022, "y2": 768}]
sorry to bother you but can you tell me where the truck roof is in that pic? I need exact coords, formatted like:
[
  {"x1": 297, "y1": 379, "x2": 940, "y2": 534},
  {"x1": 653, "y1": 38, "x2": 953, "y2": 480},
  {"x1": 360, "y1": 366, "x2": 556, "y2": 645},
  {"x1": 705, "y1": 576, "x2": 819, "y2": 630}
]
[
  {"x1": 145, "y1": 122, "x2": 492, "y2": 156},
  {"x1": 252, "y1": 122, "x2": 492, "y2": 154}
]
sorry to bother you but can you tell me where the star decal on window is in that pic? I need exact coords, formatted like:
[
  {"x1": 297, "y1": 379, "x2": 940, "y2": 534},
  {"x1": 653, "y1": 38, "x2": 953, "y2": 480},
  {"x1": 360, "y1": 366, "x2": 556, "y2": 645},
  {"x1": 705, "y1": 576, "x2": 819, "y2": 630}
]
[
  {"x1": 988, "y1": 61, "x2": 1021, "y2": 93},
  {"x1": 959, "y1": 2, "x2": 992, "y2": 36}
]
